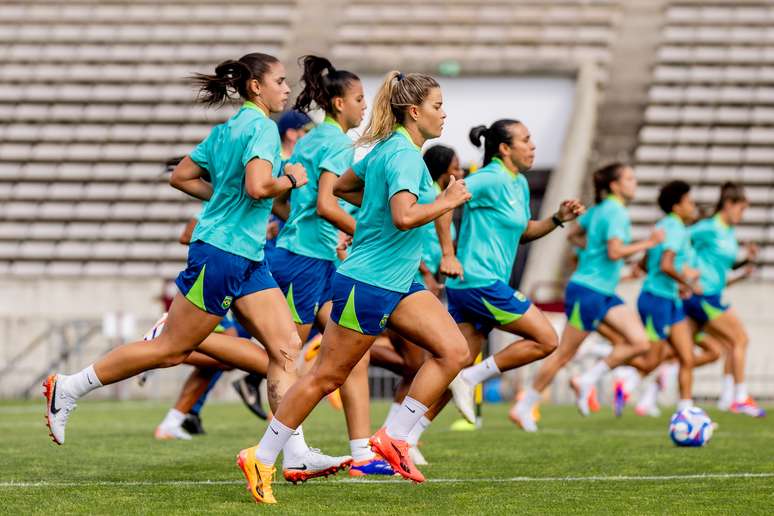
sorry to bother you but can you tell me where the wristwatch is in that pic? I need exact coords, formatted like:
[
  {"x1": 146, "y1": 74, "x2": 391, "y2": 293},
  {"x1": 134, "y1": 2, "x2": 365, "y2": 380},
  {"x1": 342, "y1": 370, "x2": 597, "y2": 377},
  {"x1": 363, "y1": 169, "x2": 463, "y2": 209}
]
[
  {"x1": 551, "y1": 213, "x2": 565, "y2": 228},
  {"x1": 286, "y1": 173, "x2": 297, "y2": 189}
]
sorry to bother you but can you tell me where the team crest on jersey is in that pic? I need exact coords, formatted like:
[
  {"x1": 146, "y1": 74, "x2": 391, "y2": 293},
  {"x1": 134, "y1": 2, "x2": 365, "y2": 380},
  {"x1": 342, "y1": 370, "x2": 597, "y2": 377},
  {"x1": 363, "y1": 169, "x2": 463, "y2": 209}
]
[
  {"x1": 514, "y1": 291, "x2": 527, "y2": 302},
  {"x1": 379, "y1": 314, "x2": 389, "y2": 328},
  {"x1": 221, "y1": 296, "x2": 233, "y2": 309}
]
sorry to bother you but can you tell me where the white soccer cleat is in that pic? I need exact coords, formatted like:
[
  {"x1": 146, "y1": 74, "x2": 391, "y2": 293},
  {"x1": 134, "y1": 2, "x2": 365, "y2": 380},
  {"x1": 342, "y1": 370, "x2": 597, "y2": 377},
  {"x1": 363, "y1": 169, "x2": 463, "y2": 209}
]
[
  {"x1": 143, "y1": 313, "x2": 167, "y2": 341},
  {"x1": 449, "y1": 373, "x2": 476, "y2": 424},
  {"x1": 717, "y1": 391, "x2": 733, "y2": 412},
  {"x1": 154, "y1": 423, "x2": 192, "y2": 441},
  {"x1": 635, "y1": 403, "x2": 661, "y2": 417},
  {"x1": 570, "y1": 377, "x2": 591, "y2": 417},
  {"x1": 43, "y1": 374, "x2": 77, "y2": 445},
  {"x1": 408, "y1": 445, "x2": 428, "y2": 466},
  {"x1": 282, "y1": 448, "x2": 352, "y2": 484},
  {"x1": 509, "y1": 400, "x2": 538, "y2": 432}
]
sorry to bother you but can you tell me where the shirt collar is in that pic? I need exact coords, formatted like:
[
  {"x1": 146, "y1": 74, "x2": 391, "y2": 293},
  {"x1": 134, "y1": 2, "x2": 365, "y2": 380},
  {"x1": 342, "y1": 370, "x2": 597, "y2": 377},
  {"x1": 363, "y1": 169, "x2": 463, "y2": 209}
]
[
  {"x1": 668, "y1": 212, "x2": 685, "y2": 226},
  {"x1": 242, "y1": 101, "x2": 268, "y2": 117},
  {"x1": 491, "y1": 157, "x2": 518, "y2": 180},
  {"x1": 324, "y1": 115, "x2": 344, "y2": 133},
  {"x1": 395, "y1": 125, "x2": 421, "y2": 151},
  {"x1": 606, "y1": 194, "x2": 624, "y2": 206}
]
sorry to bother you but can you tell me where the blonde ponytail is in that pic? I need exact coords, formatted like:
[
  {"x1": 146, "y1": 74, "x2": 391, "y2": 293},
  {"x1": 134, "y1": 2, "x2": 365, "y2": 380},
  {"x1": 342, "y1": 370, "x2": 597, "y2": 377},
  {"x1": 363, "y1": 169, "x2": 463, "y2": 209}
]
[{"x1": 357, "y1": 70, "x2": 440, "y2": 147}]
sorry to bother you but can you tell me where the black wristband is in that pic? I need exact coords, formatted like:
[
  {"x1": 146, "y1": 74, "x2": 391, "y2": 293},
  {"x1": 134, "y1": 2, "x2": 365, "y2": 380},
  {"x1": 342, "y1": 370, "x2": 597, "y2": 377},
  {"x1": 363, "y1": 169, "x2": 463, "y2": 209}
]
[
  {"x1": 552, "y1": 214, "x2": 565, "y2": 228},
  {"x1": 286, "y1": 173, "x2": 297, "y2": 189}
]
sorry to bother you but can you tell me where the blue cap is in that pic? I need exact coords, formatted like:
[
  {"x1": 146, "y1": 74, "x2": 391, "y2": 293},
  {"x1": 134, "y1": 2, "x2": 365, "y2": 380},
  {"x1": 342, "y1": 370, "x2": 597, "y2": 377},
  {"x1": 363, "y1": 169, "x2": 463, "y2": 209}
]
[{"x1": 278, "y1": 110, "x2": 313, "y2": 137}]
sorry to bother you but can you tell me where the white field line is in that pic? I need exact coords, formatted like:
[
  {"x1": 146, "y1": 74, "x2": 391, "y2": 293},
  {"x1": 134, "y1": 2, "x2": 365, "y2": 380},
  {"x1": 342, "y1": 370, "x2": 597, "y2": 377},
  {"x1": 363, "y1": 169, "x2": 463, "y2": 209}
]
[{"x1": 1, "y1": 472, "x2": 773, "y2": 488}]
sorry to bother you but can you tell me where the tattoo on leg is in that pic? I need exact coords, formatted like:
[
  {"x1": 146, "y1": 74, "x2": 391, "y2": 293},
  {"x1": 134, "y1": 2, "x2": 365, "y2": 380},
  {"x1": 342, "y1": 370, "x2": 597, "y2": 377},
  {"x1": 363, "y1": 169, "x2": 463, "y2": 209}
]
[{"x1": 267, "y1": 379, "x2": 282, "y2": 407}]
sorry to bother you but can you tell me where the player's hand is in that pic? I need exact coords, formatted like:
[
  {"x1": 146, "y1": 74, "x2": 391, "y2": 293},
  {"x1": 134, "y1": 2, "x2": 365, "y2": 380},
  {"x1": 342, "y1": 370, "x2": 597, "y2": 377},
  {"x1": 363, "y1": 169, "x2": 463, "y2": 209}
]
[
  {"x1": 284, "y1": 163, "x2": 308, "y2": 188},
  {"x1": 423, "y1": 271, "x2": 444, "y2": 298},
  {"x1": 684, "y1": 266, "x2": 701, "y2": 283},
  {"x1": 557, "y1": 199, "x2": 585, "y2": 222},
  {"x1": 741, "y1": 263, "x2": 756, "y2": 278},
  {"x1": 629, "y1": 262, "x2": 645, "y2": 279},
  {"x1": 441, "y1": 176, "x2": 472, "y2": 209},
  {"x1": 439, "y1": 254, "x2": 464, "y2": 280},
  {"x1": 648, "y1": 228, "x2": 665, "y2": 246},
  {"x1": 678, "y1": 284, "x2": 693, "y2": 299},
  {"x1": 745, "y1": 242, "x2": 759, "y2": 261},
  {"x1": 266, "y1": 220, "x2": 280, "y2": 240}
]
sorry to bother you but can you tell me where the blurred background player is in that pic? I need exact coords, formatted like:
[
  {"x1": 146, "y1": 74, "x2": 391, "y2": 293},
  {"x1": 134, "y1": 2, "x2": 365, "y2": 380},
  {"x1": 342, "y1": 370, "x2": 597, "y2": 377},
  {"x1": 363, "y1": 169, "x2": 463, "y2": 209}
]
[{"x1": 514, "y1": 163, "x2": 664, "y2": 430}]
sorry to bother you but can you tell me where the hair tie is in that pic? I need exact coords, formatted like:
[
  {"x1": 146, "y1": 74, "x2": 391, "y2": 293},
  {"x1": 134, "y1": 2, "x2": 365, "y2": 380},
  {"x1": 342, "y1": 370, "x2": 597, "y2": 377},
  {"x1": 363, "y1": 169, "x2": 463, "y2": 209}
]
[{"x1": 396, "y1": 72, "x2": 405, "y2": 81}]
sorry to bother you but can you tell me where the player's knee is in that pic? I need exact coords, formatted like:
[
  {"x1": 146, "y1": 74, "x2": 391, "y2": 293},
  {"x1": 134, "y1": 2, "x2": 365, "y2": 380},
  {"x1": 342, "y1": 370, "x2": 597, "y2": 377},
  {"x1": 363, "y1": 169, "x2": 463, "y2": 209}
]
[
  {"x1": 272, "y1": 331, "x2": 302, "y2": 373},
  {"x1": 154, "y1": 335, "x2": 194, "y2": 368},
  {"x1": 312, "y1": 368, "x2": 347, "y2": 396},
  {"x1": 632, "y1": 338, "x2": 650, "y2": 357},
  {"x1": 436, "y1": 335, "x2": 470, "y2": 372},
  {"x1": 539, "y1": 331, "x2": 559, "y2": 357}
]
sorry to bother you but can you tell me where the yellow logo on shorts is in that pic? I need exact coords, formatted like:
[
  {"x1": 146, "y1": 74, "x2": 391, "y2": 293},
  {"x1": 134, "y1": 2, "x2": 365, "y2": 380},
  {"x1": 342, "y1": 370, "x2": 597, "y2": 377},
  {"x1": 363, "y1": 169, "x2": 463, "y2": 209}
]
[
  {"x1": 514, "y1": 291, "x2": 527, "y2": 302},
  {"x1": 221, "y1": 296, "x2": 233, "y2": 309},
  {"x1": 379, "y1": 314, "x2": 389, "y2": 328}
]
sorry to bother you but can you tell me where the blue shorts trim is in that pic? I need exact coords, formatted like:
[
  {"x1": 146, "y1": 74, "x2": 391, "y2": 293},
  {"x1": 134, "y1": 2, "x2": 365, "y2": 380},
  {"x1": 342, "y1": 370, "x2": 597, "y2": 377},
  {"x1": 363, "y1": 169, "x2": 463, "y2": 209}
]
[
  {"x1": 270, "y1": 247, "x2": 336, "y2": 325},
  {"x1": 330, "y1": 272, "x2": 425, "y2": 336},
  {"x1": 684, "y1": 294, "x2": 729, "y2": 326},
  {"x1": 637, "y1": 290, "x2": 685, "y2": 341},
  {"x1": 175, "y1": 241, "x2": 277, "y2": 317},
  {"x1": 564, "y1": 282, "x2": 624, "y2": 332},
  {"x1": 446, "y1": 280, "x2": 532, "y2": 334}
]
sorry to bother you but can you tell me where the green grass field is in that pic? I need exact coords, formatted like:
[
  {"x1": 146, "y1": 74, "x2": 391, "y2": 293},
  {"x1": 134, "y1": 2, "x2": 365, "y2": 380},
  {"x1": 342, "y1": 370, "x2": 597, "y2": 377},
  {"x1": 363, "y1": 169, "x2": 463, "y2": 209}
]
[{"x1": 1, "y1": 399, "x2": 772, "y2": 514}]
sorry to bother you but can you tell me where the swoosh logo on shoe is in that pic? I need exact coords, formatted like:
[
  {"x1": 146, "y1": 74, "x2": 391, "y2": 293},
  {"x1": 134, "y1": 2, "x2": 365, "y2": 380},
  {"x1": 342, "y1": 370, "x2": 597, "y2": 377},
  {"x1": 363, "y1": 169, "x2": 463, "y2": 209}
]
[
  {"x1": 269, "y1": 426, "x2": 279, "y2": 435},
  {"x1": 50, "y1": 380, "x2": 60, "y2": 415},
  {"x1": 87, "y1": 374, "x2": 93, "y2": 385},
  {"x1": 407, "y1": 406, "x2": 416, "y2": 413},
  {"x1": 252, "y1": 465, "x2": 264, "y2": 498},
  {"x1": 391, "y1": 443, "x2": 410, "y2": 474},
  {"x1": 285, "y1": 464, "x2": 308, "y2": 470}
]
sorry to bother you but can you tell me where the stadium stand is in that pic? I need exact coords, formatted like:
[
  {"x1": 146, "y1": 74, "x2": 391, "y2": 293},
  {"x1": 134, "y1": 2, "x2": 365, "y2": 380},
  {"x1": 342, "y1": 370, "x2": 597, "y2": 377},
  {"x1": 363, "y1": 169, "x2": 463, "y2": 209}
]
[
  {"x1": 633, "y1": 1, "x2": 774, "y2": 280},
  {"x1": 0, "y1": 0, "x2": 296, "y2": 277}
]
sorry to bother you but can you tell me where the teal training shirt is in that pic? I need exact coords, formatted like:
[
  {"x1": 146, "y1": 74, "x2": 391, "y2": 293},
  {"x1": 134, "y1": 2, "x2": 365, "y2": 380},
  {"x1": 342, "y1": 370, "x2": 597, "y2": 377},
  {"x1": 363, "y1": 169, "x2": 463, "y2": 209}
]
[
  {"x1": 690, "y1": 215, "x2": 739, "y2": 295},
  {"x1": 337, "y1": 127, "x2": 434, "y2": 293},
  {"x1": 276, "y1": 117, "x2": 355, "y2": 261},
  {"x1": 642, "y1": 213, "x2": 690, "y2": 300},
  {"x1": 189, "y1": 101, "x2": 281, "y2": 262},
  {"x1": 570, "y1": 195, "x2": 631, "y2": 295},
  {"x1": 446, "y1": 158, "x2": 530, "y2": 289}
]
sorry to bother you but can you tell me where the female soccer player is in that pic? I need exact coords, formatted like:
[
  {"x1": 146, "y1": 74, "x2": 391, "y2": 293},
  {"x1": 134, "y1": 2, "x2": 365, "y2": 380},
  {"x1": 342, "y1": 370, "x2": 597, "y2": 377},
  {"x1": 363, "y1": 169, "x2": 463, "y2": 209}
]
[
  {"x1": 684, "y1": 182, "x2": 764, "y2": 417},
  {"x1": 444, "y1": 120, "x2": 585, "y2": 424},
  {"x1": 235, "y1": 70, "x2": 472, "y2": 504},
  {"x1": 268, "y1": 55, "x2": 393, "y2": 477},
  {"x1": 513, "y1": 164, "x2": 665, "y2": 429},
  {"x1": 44, "y1": 53, "x2": 348, "y2": 475},
  {"x1": 632, "y1": 180, "x2": 701, "y2": 411}
]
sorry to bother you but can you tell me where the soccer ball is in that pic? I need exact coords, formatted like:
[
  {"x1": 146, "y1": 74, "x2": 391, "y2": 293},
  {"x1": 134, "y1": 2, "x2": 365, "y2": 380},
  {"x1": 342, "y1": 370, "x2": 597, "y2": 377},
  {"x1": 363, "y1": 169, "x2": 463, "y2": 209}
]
[{"x1": 669, "y1": 407, "x2": 714, "y2": 447}]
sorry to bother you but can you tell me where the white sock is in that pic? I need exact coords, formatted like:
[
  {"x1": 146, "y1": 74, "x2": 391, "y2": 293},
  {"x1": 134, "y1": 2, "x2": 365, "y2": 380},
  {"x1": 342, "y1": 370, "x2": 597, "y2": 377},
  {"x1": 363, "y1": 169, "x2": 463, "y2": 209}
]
[
  {"x1": 580, "y1": 361, "x2": 610, "y2": 387},
  {"x1": 255, "y1": 418, "x2": 295, "y2": 466},
  {"x1": 523, "y1": 386, "x2": 541, "y2": 407},
  {"x1": 349, "y1": 438, "x2": 374, "y2": 462},
  {"x1": 385, "y1": 396, "x2": 428, "y2": 441},
  {"x1": 638, "y1": 379, "x2": 659, "y2": 408},
  {"x1": 160, "y1": 408, "x2": 185, "y2": 428},
  {"x1": 60, "y1": 364, "x2": 102, "y2": 399},
  {"x1": 722, "y1": 374, "x2": 734, "y2": 397},
  {"x1": 460, "y1": 356, "x2": 501, "y2": 386},
  {"x1": 283, "y1": 425, "x2": 310, "y2": 461},
  {"x1": 734, "y1": 383, "x2": 748, "y2": 403},
  {"x1": 384, "y1": 402, "x2": 401, "y2": 427},
  {"x1": 677, "y1": 398, "x2": 693, "y2": 411},
  {"x1": 407, "y1": 416, "x2": 431, "y2": 446}
]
